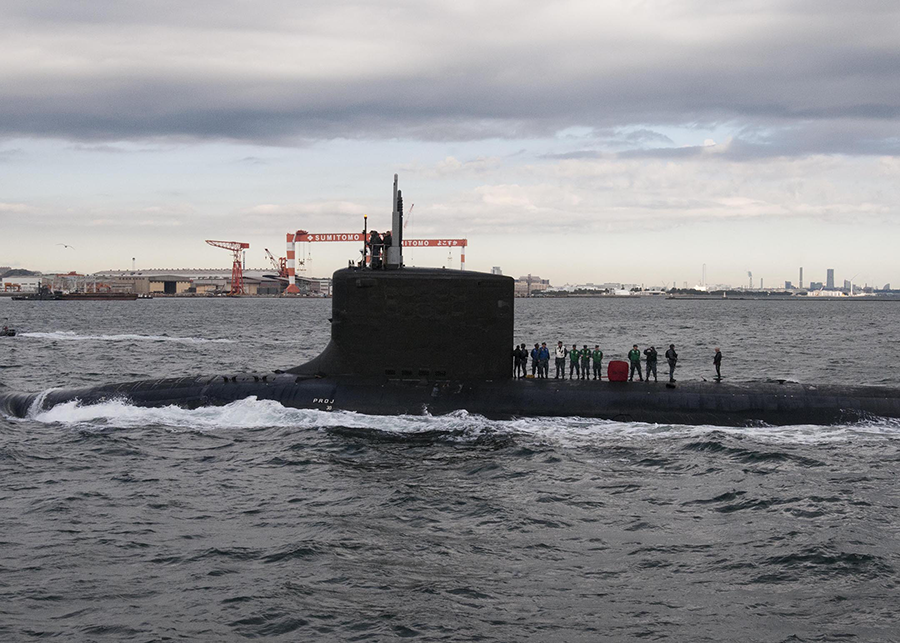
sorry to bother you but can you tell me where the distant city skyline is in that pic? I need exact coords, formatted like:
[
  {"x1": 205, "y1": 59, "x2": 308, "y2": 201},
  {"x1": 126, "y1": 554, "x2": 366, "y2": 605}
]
[{"x1": 1, "y1": 1, "x2": 899, "y2": 285}]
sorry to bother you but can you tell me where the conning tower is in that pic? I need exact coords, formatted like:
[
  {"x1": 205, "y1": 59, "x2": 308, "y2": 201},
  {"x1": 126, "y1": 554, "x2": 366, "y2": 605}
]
[
  {"x1": 290, "y1": 268, "x2": 513, "y2": 380},
  {"x1": 290, "y1": 174, "x2": 514, "y2": 381}
]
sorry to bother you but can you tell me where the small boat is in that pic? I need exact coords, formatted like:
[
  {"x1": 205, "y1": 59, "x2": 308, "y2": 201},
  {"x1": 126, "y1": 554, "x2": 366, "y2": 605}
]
[
  {"x1": 1, "y1": 324, "x2": 16, "y2": 337},
  {"x1": 12, "y1": 285, "x2": 60, "y2": 301},
  {"x1": 12, "y1": 286, "x2": 138, "y2": 301}
]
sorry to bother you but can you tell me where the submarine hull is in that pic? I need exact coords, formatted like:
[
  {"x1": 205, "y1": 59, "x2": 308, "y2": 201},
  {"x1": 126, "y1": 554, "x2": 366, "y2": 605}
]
[{"x1": 3, "y1": 375, "x2": 898, "y2": 427}]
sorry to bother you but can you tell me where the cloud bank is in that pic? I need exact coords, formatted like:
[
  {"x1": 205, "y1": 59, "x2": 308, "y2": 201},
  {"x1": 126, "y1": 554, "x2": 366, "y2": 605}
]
[{"x1": 2, "y1": 0, "x2": 899, "y2": 156}]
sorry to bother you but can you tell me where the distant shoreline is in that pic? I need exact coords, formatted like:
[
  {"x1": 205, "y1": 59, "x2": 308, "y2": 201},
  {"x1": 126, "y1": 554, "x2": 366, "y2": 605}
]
[
  {"x1": 530, "y1": 293, "x2": 900, "y2": 301},
  {"x1": 664, "y1": 296, "x2": 900, "y2": 301}
]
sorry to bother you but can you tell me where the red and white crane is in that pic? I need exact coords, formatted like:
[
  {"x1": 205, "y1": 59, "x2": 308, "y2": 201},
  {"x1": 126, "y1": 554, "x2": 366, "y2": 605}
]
[
  {"x1": 264, "y1": 248, "x2": 288, "y2": 278},
  {"x1": 205, "y1": 239, "x2": 250, "y2": 295}
]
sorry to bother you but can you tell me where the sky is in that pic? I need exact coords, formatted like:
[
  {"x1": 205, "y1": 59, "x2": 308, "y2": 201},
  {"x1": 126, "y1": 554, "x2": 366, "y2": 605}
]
[{"x1": 1, "y1": 0, "x2": 899, "y2": 288}]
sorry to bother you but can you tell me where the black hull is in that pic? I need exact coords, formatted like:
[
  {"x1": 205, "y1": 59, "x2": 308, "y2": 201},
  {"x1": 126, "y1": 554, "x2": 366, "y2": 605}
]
[{"x1": 3, "y1": 374, "x2": 899, "y2": 427}]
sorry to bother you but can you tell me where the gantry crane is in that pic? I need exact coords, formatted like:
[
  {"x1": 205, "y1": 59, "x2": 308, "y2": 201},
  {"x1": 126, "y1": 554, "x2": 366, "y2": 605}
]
[
  {"x1": 206, "y1": 240, "x2": 250, "y2": 295},
  {"x1": 282, "y1": 229, "x2": 467, "y2": 294}
]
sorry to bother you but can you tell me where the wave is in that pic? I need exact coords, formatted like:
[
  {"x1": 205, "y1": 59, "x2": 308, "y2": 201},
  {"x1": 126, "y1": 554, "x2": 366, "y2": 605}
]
[
  {"x1": 20, "y1": 331, "x2": 233, "y2": 344},
  {"x1": 23, "y1": 396, "x2": 900, "y2": 444},
  {"x1": 29, "y1": 398, "x2": 507, "y2": 439}
]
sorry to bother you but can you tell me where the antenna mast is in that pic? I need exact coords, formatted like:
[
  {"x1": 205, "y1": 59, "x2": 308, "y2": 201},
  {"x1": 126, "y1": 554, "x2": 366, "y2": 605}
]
[{"x1": 385, "y1": 174, "x2": 404, "y2": 268}]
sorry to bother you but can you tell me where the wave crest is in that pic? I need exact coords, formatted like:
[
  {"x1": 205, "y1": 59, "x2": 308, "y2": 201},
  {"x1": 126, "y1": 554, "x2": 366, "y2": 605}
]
[{"x1": 20, "y1": 331, "x2": 233, "y2": 344}]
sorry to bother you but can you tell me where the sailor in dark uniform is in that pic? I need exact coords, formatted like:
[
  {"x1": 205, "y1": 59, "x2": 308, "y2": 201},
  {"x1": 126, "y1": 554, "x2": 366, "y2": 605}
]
[
  {"x1": 644, "y1": 346, "x2": 658, "y2": 382},
  {"x1": 368, "y1": 230, "x2": 383, "y2": 269},
  {"x1": 381, "y1": 230, "x2": 393, "y2": 258},
  {"x1": 666, "y1": 344, "x2": 678, "y2": 382}
]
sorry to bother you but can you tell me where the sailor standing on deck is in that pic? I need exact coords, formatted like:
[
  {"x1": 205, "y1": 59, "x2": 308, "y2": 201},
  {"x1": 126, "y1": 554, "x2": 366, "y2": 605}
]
[
  {"x1": 628, "y1": 345, "x2": 644, "y2": 381},
  {"x1": 554, "y1": 341, "x2": 568, "y2": 379},
  {"x1": 713, "y1": 348, "x2": 723, "y2": 380},
  {"x1": 592, "y1": 345, "x2": 603, "y2": 380},
  {"x1": 666, "y1": 344, "x2": 678, "y2": 382},
  {"x1": 644, "y1": 346, "x2": 658, "y2": 382},
  {"x1": 518, "y1": 343, "x2": 528, "y2": 378},
  {"x1": 531, "y1": 343, "x2": 540, "y2": 377},
  {"x1": 569, "y1": 344, "x2": 580, "y2": 379},
  {"x1": 538, "y1": 342, "x2": 551, "y2": 378},
  {"x1": 580, "y1": 345, "x2": 591, "y2": 380}
]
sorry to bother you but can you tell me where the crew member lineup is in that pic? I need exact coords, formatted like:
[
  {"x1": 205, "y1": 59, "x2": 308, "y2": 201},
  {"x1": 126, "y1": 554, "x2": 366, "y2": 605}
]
[{"x1": 513, "y1": 343, "x2": 723, "y2": 382}]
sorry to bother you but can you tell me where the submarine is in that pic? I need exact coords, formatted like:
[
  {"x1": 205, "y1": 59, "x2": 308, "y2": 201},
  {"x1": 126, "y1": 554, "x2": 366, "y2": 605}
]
[{"x1": 3, "y1": 176, "x2": 900, "y2": 426}]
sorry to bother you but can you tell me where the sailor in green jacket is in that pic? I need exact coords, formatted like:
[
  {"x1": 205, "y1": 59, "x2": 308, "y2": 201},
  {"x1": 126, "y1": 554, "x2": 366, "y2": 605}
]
[
  {"x1": 580, "y1": 345, "x2": 591, "y2": 380},
  {"x1": 591, "y1": 346, "x2": 603, "y2": 380},
  {"x1": 569, "y1": 344, "x2": 580, "y2": 379},
  {"x1": 628, "y1": 344, "x2": 643, "y2": 381}
]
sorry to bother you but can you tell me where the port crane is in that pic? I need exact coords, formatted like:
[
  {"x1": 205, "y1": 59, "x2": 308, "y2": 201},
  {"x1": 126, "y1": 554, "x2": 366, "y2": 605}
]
[
  {"x1": 264, "y1": 248, "x2": 289, "y2": 278},
  {"x1": 206, "y1": 240, "x2": 250, "y2": 295}
]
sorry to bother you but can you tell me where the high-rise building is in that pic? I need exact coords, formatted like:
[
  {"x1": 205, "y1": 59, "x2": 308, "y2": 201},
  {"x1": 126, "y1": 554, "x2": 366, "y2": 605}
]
[
  {"x1": 826, "y1": 268, "x2": 835, "y2": 290},
  {"x1": 799, "y1": 267, "x2": 804, "y2": 289},
  {"x1": 491, "y1": 267, "x2": 502, "y2": 275},
  {"x1": 514, "y1": 275, "x2": 550, "y2": 296},
  {"x1": 785, "y1": 281, "x2": 794, "y2": 289},
  {"x1": 843, "y1": 279, "x2": 851, "y2": 291}
]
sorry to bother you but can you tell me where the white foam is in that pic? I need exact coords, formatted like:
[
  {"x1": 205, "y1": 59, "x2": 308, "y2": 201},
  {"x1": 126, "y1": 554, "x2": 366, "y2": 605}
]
[
  {"x1": 25, "y1": 396, "x2": 900, "y2": 445},
  {"x1": 32, "y1": 397, "x2": 314, "y2": 430},
  {"x1": 29, "y1": 398, "x2": 496, "y2": 436},
  {"x1": 20, "y1": 331, "x2": 233, "y2": 344},
  {"x1": 26, "y1": 388, "x2": 57, "y2": 419}
]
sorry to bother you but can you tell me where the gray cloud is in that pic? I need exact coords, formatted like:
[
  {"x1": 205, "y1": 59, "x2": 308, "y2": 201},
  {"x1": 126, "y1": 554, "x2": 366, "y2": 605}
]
[
  {"x1": 0, "y1": 147, "x2": 25, "y2": 162},
  {"x1": 542, "y1": 151, "x2": 605, "y2": 160},
  {"x1": 1, "y1": 0, "x2": 899, "y2": 154}
]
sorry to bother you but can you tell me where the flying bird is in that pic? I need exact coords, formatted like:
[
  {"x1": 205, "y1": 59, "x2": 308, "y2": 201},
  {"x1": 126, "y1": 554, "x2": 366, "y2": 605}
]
[{"x1": 56, "y1": 244, "x2": 75, "y2": 249}]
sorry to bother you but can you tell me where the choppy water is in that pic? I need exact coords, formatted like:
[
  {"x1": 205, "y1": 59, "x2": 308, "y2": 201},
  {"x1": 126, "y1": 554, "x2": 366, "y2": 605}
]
[{"x1": 2, "y1": 296, "x2": 900, "y2": 641}]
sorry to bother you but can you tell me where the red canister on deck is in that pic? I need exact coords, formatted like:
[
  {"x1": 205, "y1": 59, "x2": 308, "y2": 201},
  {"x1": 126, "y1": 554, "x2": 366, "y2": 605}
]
[{"x1": 607, "y1": 360, "x2": 629, "y2": 382}]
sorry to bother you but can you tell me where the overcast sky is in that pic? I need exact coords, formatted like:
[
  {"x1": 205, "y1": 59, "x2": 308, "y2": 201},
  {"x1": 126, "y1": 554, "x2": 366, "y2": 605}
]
[{"x1": 2, "y1": 0, "x2": 899, "y2": 287}]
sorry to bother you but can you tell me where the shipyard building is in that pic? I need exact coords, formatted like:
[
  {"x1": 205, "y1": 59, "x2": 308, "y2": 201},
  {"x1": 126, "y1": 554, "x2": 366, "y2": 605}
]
[{"x1": 1, "y1": 269, "x2": 331, "y2": 297}]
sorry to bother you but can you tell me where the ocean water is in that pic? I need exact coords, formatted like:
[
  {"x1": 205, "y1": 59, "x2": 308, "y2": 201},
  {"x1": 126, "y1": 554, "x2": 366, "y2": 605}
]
[{"x1": 1, "y1": 296, "x2": 899, "y2": 641}]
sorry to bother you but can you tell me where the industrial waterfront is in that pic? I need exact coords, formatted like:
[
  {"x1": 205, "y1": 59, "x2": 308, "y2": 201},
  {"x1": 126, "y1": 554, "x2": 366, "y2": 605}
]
[{"x1": 3, "y1": 264, "x2": 898, "y2": 299}]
